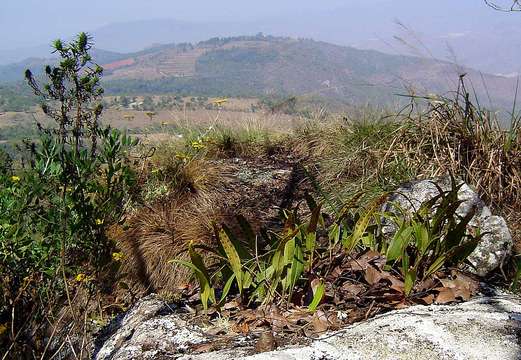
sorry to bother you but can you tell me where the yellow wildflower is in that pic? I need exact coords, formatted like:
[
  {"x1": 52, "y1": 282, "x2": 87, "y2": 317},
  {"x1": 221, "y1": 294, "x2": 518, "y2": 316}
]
[
  {"x1": 190, "y1": 140, "x2": 205, "y2": 150},
  {"x1": 112, "y1": 252, "x2": 125, "y2": 262},
  {"x1": 212, "y1": 98, "x2": 228, "y2": 105},
  {"x1": 75, "y1": 273, "x2": 94, "y2": 283},
  {"x1": 95, "y1": 219, "x2": 104, "y2": 225},
  {"x1": 0, "y1": 323, "x2": 7, "y2": 336},
  {"x1": 175, "y1": 152, "x2": 190, "y2": 161},
  {"x1": 10, "y1": 176, "x2": 20, "y2": 182}
]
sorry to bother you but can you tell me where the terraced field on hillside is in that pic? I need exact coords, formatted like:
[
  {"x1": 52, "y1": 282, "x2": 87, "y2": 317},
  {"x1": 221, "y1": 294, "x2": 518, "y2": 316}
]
[{"x1": 104, "y1": 47, "x2": 206, "y2": 80}]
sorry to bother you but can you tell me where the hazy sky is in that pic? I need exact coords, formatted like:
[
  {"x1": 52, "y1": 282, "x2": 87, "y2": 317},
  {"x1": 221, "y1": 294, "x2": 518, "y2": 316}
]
[
  {"x1": 1, "y1": 0, "x2": 350, "y2": 49},
  {"x1": 1, "y1": 0, "x2": 509, "y2": 49}
]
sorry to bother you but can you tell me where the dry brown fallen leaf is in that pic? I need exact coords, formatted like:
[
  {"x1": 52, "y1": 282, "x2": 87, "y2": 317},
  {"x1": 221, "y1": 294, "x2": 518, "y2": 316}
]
[
  {"x1": 379, "y1": 271, "x2": 405, "y2": 293},
  {"x1": 223, "y1": 299, "x2": 241, "y2": 310},
  {"x1": 311, "y1": 310, "x2": 330, "y2": 334},
  {"x1": 364, "y1": 265, "x2": 383, "y2": 285},
  {"x1": 231, "y1": 322, "x2": 250, "y2": 335},
  {"x1": 341, "y1": 283, "x2": 366, "y2": 296},
  {"x1": 416, "y1": 277, "x2": 438, "y2": 292},
  {"x1": 440, "y1": 272, "x2": 479, "y2": 301},
  {"x1": 284, "y1": 308, "x2": 313, "y2": 325},
  {"x1": 347, "y1": 250, "x2": 382, "y2": 271},
  {"x1": 265, "y1": 306, "x2": 290, "y2": 330},
  {"x1": 419, "y1": 294, "x2": 435, "y2": 305},
  {"x1": 435, "y1": 287, "x2": 456, "y2": 304},
  {"x1": 192, "y1": 342, "x2": 219, "y2": 353}
]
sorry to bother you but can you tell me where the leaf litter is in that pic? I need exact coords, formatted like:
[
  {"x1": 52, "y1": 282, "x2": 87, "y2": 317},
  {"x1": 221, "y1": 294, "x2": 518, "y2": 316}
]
[{"x1": 171, "y1": 248, "x2": 481, "y2": 355}]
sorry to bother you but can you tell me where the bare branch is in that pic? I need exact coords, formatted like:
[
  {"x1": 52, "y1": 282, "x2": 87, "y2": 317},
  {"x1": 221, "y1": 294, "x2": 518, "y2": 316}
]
[{"x1": 485, "y1": 0, "x2": 521, "y2": 11}]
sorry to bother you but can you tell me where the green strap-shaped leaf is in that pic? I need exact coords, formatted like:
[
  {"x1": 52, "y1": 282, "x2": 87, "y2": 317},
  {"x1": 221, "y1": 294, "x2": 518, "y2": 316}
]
[
  {"x1": 424, "y1": 254, "x2": 446, "y2": 278},
  {"x1": 309, "y1": 281, "x2": 325, "y2": 312},
  {"x1": 283, "y1": 238, "x2": 304, "y2": 294},
  {"x1": 344, "y1": 203, "x2": 376, "y2": 253},
  {"x1": 222, "y1": 224, "x2": 250, "y2": 259},
  {"x1": 170, "y1": 255, "x2": 215, "y2": 310},
  {"x1": 413, "y1": 222, "x2": 431, "y2": 255},
  {"x1": 446, "y1": 237, "x2": 480, "y2": 266},
  {"x1": 218, "y1": 227, "x2": 244, "y2": 293},
  {"x1": 444, "y1": 206, "x2": 476, "y2": 251},
  {"x1": 404, "y1": 267, "x2": 417, "y2": 297},
  {"x1": 386, "y1": 225, "x2": 413, "y2": 262},
  {"x1": 219, "y1": 273, "x2": 236, "y2": 304}
]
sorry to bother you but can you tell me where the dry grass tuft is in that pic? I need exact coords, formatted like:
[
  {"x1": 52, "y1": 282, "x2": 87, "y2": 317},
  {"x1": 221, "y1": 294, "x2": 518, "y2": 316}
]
[
  {"x1": 416, "y1": 95, "x2": 521, "y2": 211},
  {"x1": 118, "y1": 193, "x2": 217, "y2": 294},
  {"x1": 296, "y1": 80, "x2": 520, "y2": 217},
  {"x1": 116, "y1": 157, "x2": 232, "y2": 294}
]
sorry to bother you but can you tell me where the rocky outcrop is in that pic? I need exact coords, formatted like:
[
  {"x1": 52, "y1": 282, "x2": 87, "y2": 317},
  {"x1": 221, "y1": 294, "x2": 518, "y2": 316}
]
[
  {"x1": 93, "y1": 295, "x2": 207, "y2": 360},
  {"x1": 94, "y1": 293, "x2": 521, "y2": 360},
  {"x1": 383, "y1": 177, "x2": 512, "y2": 276}
]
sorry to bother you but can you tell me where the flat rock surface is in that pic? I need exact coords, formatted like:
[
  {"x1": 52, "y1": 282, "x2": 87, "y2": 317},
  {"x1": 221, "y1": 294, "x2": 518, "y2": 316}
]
[{"x1": 94, "y1": 294, "x2": 521, "y2": 360}]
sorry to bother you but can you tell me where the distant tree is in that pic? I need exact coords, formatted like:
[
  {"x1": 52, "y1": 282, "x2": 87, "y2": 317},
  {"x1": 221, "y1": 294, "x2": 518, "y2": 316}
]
[
  {"x1": 120, "y1": 96, "x2": 130, "y2": 108},
  {"x1": 142, "y1": 96, "x2": 155, "y2": 111},
  {"x1": 145, "y1": 111, "x2": 156, "y2": 121}
]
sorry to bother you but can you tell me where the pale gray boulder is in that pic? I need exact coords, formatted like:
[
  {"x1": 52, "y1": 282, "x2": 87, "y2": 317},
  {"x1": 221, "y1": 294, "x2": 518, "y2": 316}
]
[
  {"x1": 93, "y1": 295, "x2": 210, "y2": 360},
  {"x1": 382, "y1": 177, "x2": 512, "y2": 276},
  {"x1": 94, "y1": 294, "x2": 521, "y2": 360}
]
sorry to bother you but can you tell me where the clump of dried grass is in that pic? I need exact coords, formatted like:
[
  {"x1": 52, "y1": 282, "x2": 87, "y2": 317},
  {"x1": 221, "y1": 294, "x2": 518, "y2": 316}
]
[
  {"x1": 204, "y1": 125, "x2": 288, "y2": 159},
  {"x1": 118, "y1": 192, "x2": 216, "y2": 294},
  {"x1": 116, "y1": 156, "x2": 231, "y2": 295},
  {"x1": 413, "y1": 89, "x2": 521, "y2": 211},
  {"x1": 410, "y1": 81, "x2": 521, "y2": 250}
]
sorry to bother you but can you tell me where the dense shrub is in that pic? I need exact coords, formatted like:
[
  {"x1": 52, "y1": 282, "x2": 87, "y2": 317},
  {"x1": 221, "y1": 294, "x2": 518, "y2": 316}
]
[{"x1": 0, "y1": 33, "x2": 138, "y2": 358}]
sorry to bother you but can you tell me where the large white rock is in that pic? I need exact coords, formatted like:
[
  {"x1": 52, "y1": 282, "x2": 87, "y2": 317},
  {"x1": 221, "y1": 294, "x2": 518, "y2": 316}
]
[
  {"x1": 382, "y1": 177, "x2": 513, "y2": 276},
  {"x1": 94, "y1": 294, "x2": 521, "y2": 360},
  {"x1": 93, "y1": 295, "x2": 209, "y2": 360}
]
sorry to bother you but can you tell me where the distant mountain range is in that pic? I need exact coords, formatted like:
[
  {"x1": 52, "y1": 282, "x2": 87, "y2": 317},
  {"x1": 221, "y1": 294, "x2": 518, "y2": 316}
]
[
  {"x1": 0, "y1": 49, "x2": 126, "y2": 83},
  {"x1": 1, "y1": 4, "x2": 520, "y2": 76},
  {"x1": 0, "y1": 35, "x2": 517, "y2": 109}
]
